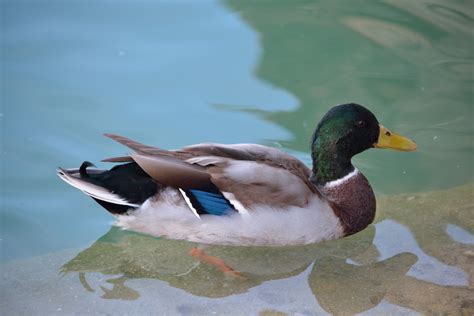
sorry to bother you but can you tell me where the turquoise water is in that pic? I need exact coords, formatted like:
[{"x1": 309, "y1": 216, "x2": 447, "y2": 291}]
[{"x1": 1, "y1": 0, "x2": 473, "y2": 314}]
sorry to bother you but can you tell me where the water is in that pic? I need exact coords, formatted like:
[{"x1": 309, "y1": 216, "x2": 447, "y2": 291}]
[{"x1": 1, "y1": 0, "x2": 473, "y2": 314}]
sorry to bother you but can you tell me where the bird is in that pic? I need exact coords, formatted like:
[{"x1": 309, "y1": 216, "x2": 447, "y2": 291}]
[{"x1": 57, "y1": 103, "x2": 416, "y2": 247}]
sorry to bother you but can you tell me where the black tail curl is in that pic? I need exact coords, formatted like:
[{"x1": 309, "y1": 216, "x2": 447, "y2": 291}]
[{"x1": 79, "y1": 161, "x2": 96, "y2": 178}]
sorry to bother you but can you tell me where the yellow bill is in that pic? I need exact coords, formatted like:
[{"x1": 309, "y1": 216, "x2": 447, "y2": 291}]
[{"x1": 374, "y1": 125, "x2": 417, "y2": 151}]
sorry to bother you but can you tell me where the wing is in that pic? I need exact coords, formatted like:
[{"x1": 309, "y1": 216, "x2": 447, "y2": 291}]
[
  {"x1": 103, "y1": 134, "x2": 318, "y2": 211},
  {"x1": 207, "y1": 160, "x2": 314, "y2": 210},
  {"x1": 180, "y1": 142, "x2": 313, "y2": 183},
  {"x1": 180, "y1": 143, "x2": 318, "y2": 207}
]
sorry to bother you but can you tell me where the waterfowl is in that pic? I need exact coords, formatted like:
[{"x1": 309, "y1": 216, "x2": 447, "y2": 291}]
[{"x1": 57, "y1": 103, "x2": 416, "y2": 246}]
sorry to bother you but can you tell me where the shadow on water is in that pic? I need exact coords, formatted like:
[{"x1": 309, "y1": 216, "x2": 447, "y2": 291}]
[{"x1": 61, "y1": 184, "x2": 474, "y2": 314}]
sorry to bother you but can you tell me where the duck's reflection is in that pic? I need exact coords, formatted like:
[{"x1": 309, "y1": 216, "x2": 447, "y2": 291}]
[
  {"x1": 63, "y1": 225, "x2": 378, "y2": 299},
  {"x1": 99, "y1": 276, "x2": 139, "y2": 300},
  {"x1": 62, "y1": 185, "x2": 474, "y2": 314},
  {"x1": 61, "y1": 225, "x2": 423, "y2": 313}
]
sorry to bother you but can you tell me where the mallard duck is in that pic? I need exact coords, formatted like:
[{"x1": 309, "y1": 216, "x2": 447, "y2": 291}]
[{"x1": 57, "y1": 103, "x2": 416, "y2": 246}]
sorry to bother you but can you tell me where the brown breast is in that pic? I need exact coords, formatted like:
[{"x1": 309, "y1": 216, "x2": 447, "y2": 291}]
[{"x1": 318, "y1": 171, "x2": 376, "y2": 236}]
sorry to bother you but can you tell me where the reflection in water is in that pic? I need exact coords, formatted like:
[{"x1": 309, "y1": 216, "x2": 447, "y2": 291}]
[
  {"x1": 62, "y1": 225, "x2": 376, "y2": 299},
  {"x1": 375, "y1": 220, "x2": 468, "y2": 286},
  {"x1": 377, "y1": 184, "x2": 474, "y2": 288},
  {"x1": 61, "y1": 185, "x2": 474, "y2": 314},
  {"x1": 342, "y1": 17, "x2": 431, "y2": 49},
  {"x1": 446, "y1": 224, "x2": 474, "y2": 245},
  {"x1": 310, "y1": 253, "x2": 416, "y2": 315},
  {"x1": 386, "y1": 0, "x2": 474, "y2": 34},
  {"x1": 99, "y1": 276, "x2": 139, "y2": 301},
  {"x1": 225, "y1": 0, "x2": 473, "y2": 193}
]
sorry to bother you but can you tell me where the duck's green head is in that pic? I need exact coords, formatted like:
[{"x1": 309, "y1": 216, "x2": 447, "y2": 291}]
[{"x1": 311, "y1": 103, "x2": 416, "y2": 186}]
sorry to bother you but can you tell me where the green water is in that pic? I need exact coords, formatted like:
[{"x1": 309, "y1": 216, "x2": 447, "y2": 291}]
[{"x1": 1, "y1": 0, "x2": 473, "y2": 314}]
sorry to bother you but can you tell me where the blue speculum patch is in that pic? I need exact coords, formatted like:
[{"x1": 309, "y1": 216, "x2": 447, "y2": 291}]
[{"x1": 187, "y1": 189, "x2": 236, "y2": 216}]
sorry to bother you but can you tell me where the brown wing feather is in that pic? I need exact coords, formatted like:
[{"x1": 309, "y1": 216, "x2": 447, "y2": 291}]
[
  {"x1": 103, "y1": 134, "x2": 318, "y2": 195},
  {"x1": 103, "y1": 133, "x2": 181, "y2": 158},
  {"x1": 102, "y1": 156, "x2": 134, "y2": 163},
  {"x1": 130, "y1": 153, "x2": 211, "y2": 189}
]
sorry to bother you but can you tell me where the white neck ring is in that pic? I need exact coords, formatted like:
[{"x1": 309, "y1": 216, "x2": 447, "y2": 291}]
[{"x1": 324, "y1": 168, "x2": 359, "y2": 189}]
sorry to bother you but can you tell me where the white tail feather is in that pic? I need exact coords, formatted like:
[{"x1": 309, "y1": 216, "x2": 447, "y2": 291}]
[{"x1": 56, "y1": 168, "x2": 139, "y2": 207}]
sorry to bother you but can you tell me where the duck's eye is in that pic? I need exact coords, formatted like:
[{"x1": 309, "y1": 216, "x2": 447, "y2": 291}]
[{"x1": 355, "y1": 120, "x2": 366, "y2": 128}]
